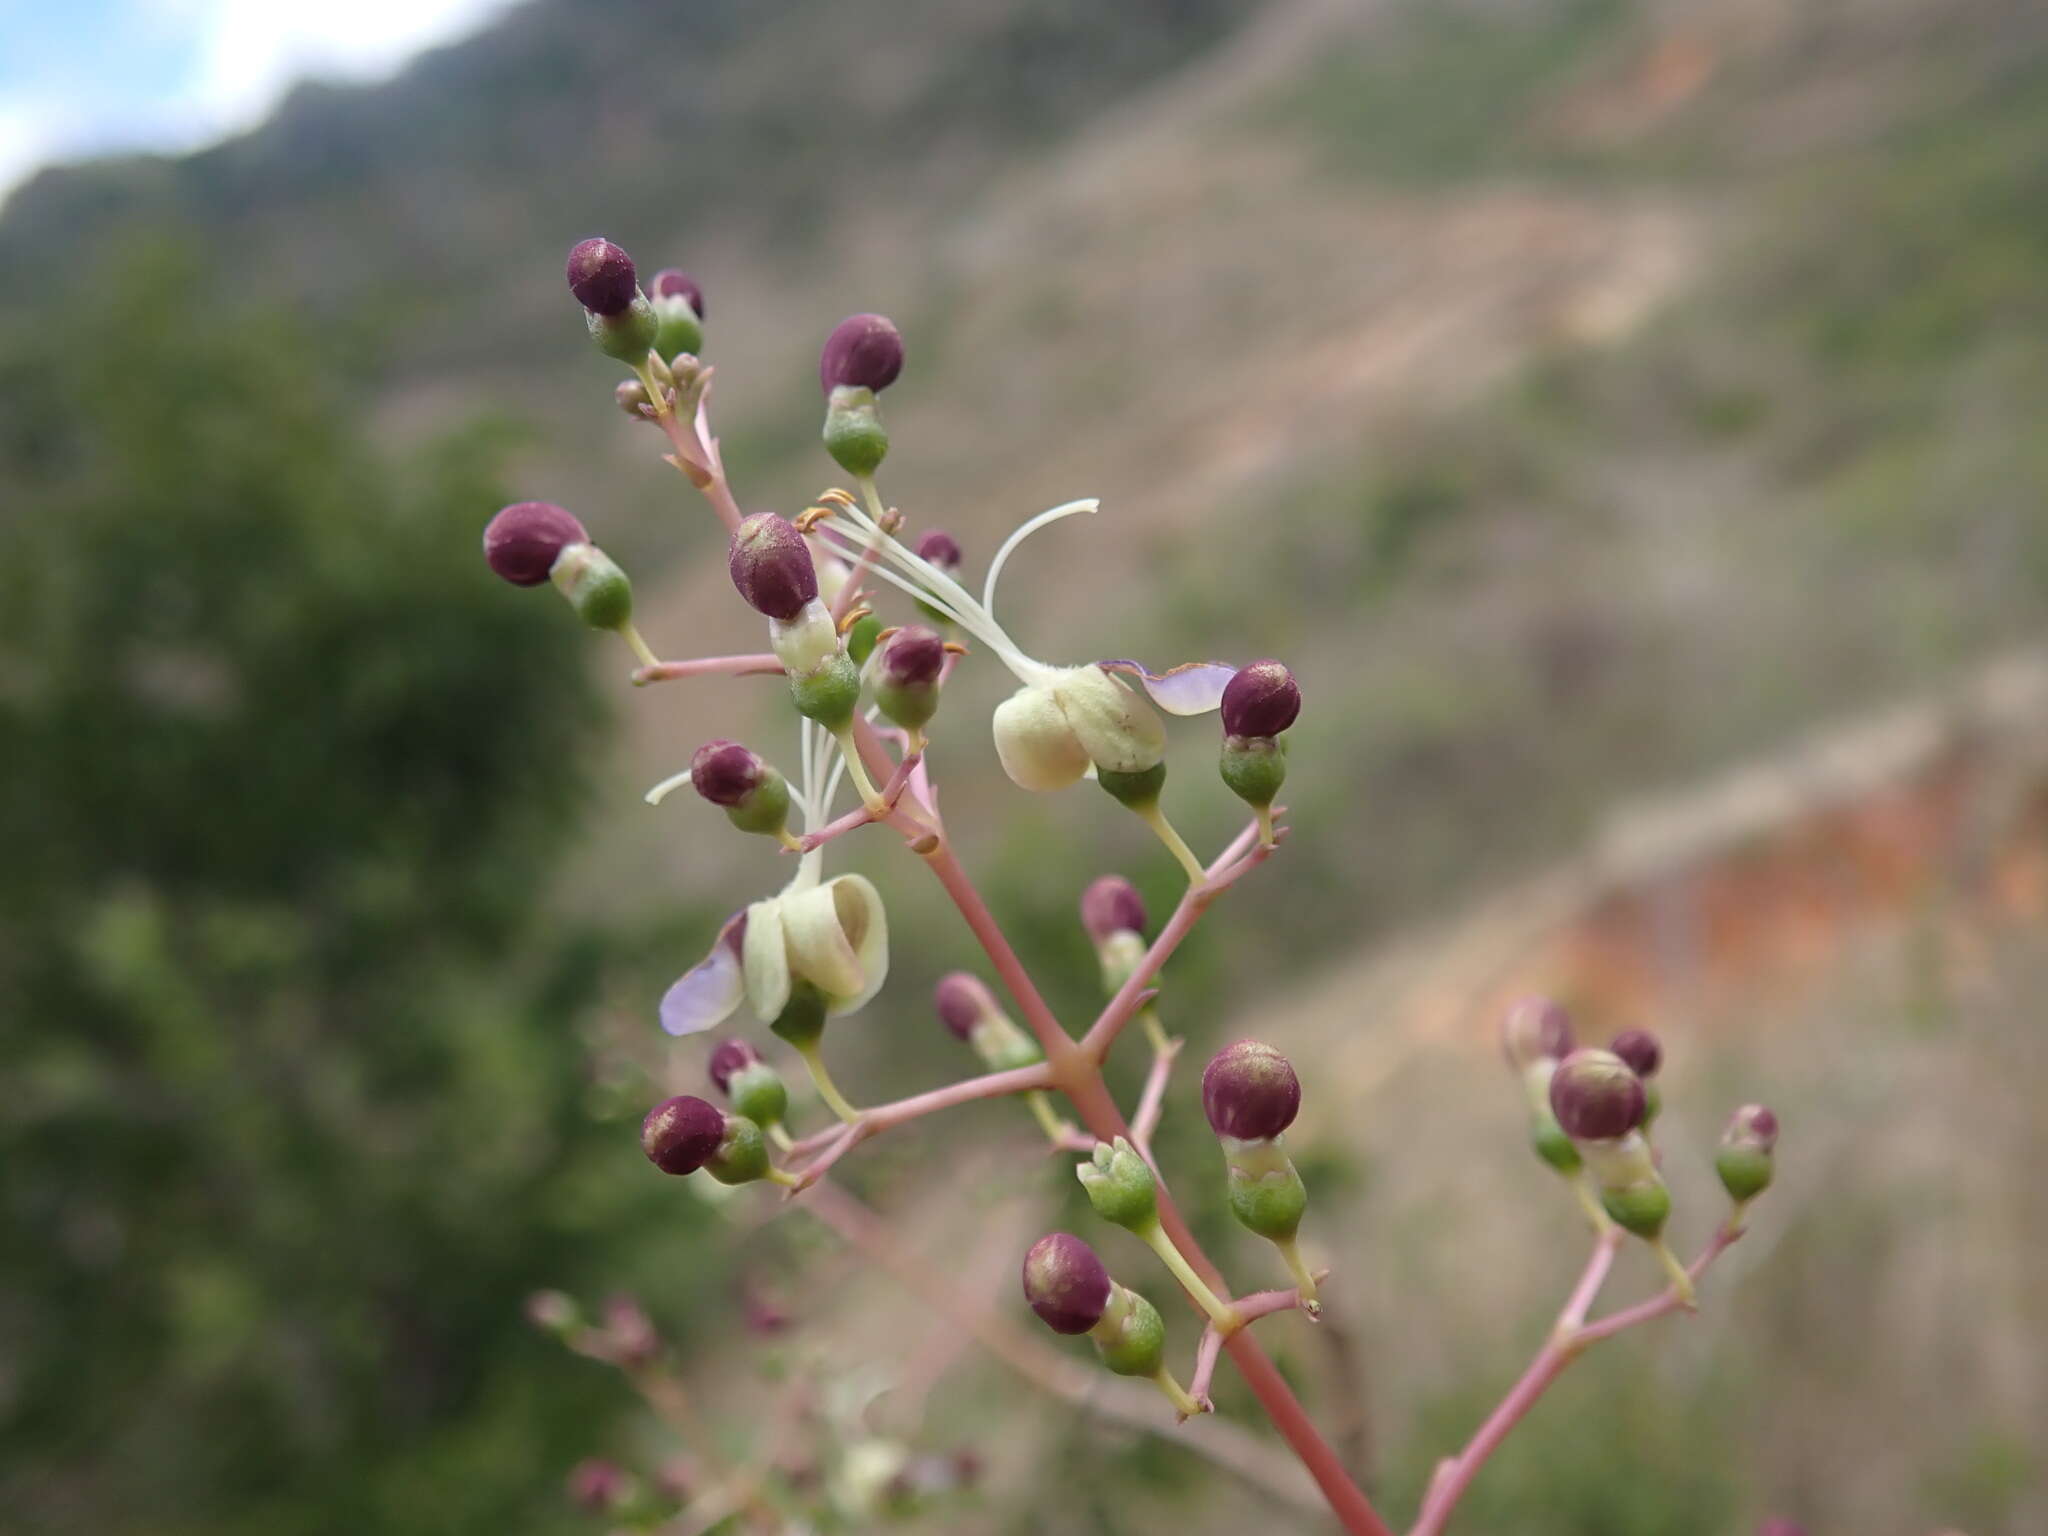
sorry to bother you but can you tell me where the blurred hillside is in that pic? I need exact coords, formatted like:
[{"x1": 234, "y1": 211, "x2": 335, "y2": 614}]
[{"x1": 5, "y1": 0, "x2": 2048, "y2": 1531}]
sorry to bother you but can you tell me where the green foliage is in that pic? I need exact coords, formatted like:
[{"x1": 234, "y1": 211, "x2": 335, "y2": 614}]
[{"x1": 0, "y1": 247, "x2": 647, "y2": 1536}]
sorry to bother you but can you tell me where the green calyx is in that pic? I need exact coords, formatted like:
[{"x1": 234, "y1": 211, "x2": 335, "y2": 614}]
[
  {"x1": 824, "y1": 388, "x2": 889, "y2": 477},
  {"x1": 1642, "y1": 1080, "x2": 1663, "y2": 1128},
  {"x1": 1220, "y1": 734, "x2": 1287, "y2": 809},
  {"x1": 1715, "y1": 1146, "x2": 1774, "y2": 1203},
  {"x1": 968, "y1": 1016, "x2": 1043, "y2": 1074},
  {"x1": 874, "y1": 676, "x2": 940, "y2": 733},
  {"x1": 769, "y1": 980, "x2": 829, "y2": 1049},
  {"x1": 1076, "y1": 1137, "x2": 1157, "y2": 1232},
  {"x1": 1088, "y1": 1283, "x2": 1166, "y2": 1378},
  {"x1": 1097, "y1": 761, "x2": 1167, "y2": 810},
  {"x1": 728, "y1": 1062, "x2": 789, "y2": 1129},
  {"x1": 586, "y1": 296, "x2": 660, "y2": 362},
  {"x1": 788, "y1": 652, "x2": 861, "y2": 730},
  {"x1": 705, "y1": 1115, "x2": 771, "y2": 1186},
  {"x1": 845, "y1": 613, "x2": 883, "y2": 666},
  {"x1": 652, "y1": 300, "x2": 703, "y2": 360},
  {"x1": 550, "y1": 543, "x2": 634, "y2": 632},
  {"x1": 1531, "y1": 1110, "x2": 1583, "y2": 1173},
  {"x1": 725, "y1": 767, "x2": 794, "y2": 839},
  {"x1": 1600, "y1": 1177, "x2": 1671, "y2": 1240},
  {"x1": 1222, "y1": 1137, "x2": 1308, "y2": 1242}
]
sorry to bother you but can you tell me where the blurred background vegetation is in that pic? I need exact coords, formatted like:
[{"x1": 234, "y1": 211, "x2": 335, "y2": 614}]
[{"x1": 2, "y1": 0, "x2": 2045, "y2": 1531}]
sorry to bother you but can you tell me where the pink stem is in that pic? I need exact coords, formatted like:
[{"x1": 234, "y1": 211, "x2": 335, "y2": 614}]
[
  {"x1": 1080, "y1": 820, "x2": 1269, "y2": 1060},
  {"x1": 785, "y1": 1059, "x2": 1056, "y2": 1161},
  {"x1": 1189, "y1": 1283, "x2": 1326, "y2": 1425},
  {"x1": 633, "y1": 652, "x2": 783, "y2": 684},
  {"x1": 1410, "y1": 1226, "x2": 1743, "y2": 1536},
  {"x1": 795, "y1": 754, "x2": 921, "y2": 852},
  {"x1": 1130, "y1": 1030, "x2": 1180, "y2": 1161}
]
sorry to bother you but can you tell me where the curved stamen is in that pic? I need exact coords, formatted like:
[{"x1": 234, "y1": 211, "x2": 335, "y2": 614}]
[{"x1": 984, "y1": 498, "x2": 1097, "y2": 624}]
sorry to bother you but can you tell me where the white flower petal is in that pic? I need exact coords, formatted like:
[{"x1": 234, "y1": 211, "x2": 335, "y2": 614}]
[
  {"x1": 742, "y1": 896, "x2": 791, "y2": 1024},
  {"x1": 659, "y1": 912, "x2": 747, "y2": 1036},
  {"x1": 993, "y1": 683, "x2": 1092, "y2": 790},
  {"x1": 779, "y1": 880, "x2": 865, "y2": 1001},
  {"x1": 1055, "y1": 665, "x2": 1166, "y2": 774},
  {"x1": 825, "y1": 875, "x2": 890, "y2": 1017}
]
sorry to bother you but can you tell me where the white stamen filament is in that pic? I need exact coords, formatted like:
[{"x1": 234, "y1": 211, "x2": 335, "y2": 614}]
[
  {"x1": 983, "y1": 498, "x2": 1097, "y2": 625},
  {"x1": 644, "y1": 766, "x2": 695, "y2": 806}
]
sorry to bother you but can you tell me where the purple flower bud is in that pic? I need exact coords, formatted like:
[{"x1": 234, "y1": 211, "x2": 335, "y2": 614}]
[
  {"x1": 600, "y1": 1292, "x2": 658, "y2": 1366},
  {"x1": 879, "y1": 625, "x2": 945, "y2": 688},
  {"x1": 483, "y1": 501, "x2": 589, "y2": 587},
  {"x1": 1500, "y1": 996, "x2": 1574, "y2": 1070},
  {"x1": 1021, "y1": 1232, "x2": 1112, "y2": 1335},
  {"x1": 689, "y1": 740, "x2": 767, "y2": 808},
  {"x1": 1548, "y1": 1048, "x2": 1646, "y2": 1141},
  {"x1": 914, "y1": 529, "x2": 962, "y2": 571},
  {"x1": 567, "y1": 1459, "x2": 630, "y2": 1514},
  {"x1": 1220, "y1": 659, "x2": 1301, "y2": 739},
  {"x1": 1609, "y1": 1027, "x2": 1663, "y2": 1079},
  {"x1": 1724, "y1": 1103, "x2": 1780, "y2": 1153},
  {"x1": 650, "y1": 267, "x2": 704, "y2": 318},
  {"x1": 819, "y1": 312, "x2": 904, "y2": 395},
  {"x1": 641, "y1": 1094, "x2": 727, "y2": 1175},
  {"x1": 1079, "y1": 874, "x2": 1147, "y2": 944},
  {"x1": 1201, "y1": 1040, "x2": 1301, "y2": 1141},
  {"x1": 728, "y1": 512, "x2": 819, "y2": 621},
  {"x1": 707, "y1": 1037, "x2": 763, "y2": 1096},
  {"x1": 565, "y1": 237, "x2": 639, "y2": 316},
  {"x1": 933, "y1": 971, "x2": 997, "y2": 1041}
]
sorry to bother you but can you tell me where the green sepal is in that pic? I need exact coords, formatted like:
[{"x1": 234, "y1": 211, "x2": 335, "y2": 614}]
[
  {"x1": 653, "y1": 300, "x2": 703, "y2": 360},
  {"x1": 1076, "y1": 1137, "x2": 1157, "y2": 1232},
  {"x1": 788, "y1": 652, "x2": 861, "y2": 730},
  {"x1": 845, "y1": 613, "x2": 883, "y2": 665},
  {"x1": 1715, "y1": 1146, "x2": 1774, "y2": 1203},
  {"x1": 725, "y1": 768, "x2": 793, "y2": 838},
  {"x1": 1097, "y1": 761, "x2": 1166, "y2": 809},
  {"x1": 824, "y1": 388, "x2": 889, "y2": 477},
  {"x1": 586, "y1": 296, "x2": 660, "y2": 362},
  {"x1": 706, "y1": 1115, "x2": 771, "y2": 1185},
  {"x1": 1220, "y1": 735, "x2": 1287, "y2": 809},
  {"x1": 1226, "y1": 1155, "x2": 1307, "y2": 1242},
  {"x1": 1089, "y1": 1284, "x2": 1165, "y2": 1378},
  {"x1": 1600, "y1": 1178, "x2": 1671, "y2": 1239},
  {"x1": 969, "y1": 1017, "x2": 1043, "y2": 1074},
  {"x1": 1642, "y1": 1080, "x2": 1663, "y2": 1128},
  {"x1": 769, "y1": 980, "x2": 828, "y2": 1049},
  {"x1": 875, "y1": 677, "x2": 940, "y2": 732},
  {"x1": 1532, "y1": 1111, "x2": 1582, "y2": 1173},
  {"x1": 728, "y1": 1062, "x2": 789, "y2": 1129},
  {"x1": 550, "y1": 543, "x2": 634, "y2": 632}
]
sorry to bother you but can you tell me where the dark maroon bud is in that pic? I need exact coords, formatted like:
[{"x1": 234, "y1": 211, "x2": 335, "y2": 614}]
[
  {"x1": 1021, "y1": 1232, "x2": 1112, "y2": 1335},
  {"x1": 1079, "y1": 874, "x2": 1147, "y2": 944},
  {"x1": 483, "y1": 501, "x2": 589, "y2": 587},
  {"x1": 1609, "y1": 1027, "x2": 1663, "y2": 1079},
  {"x1": 819, "y1": 312, "x2": 904, "y2": 395},
  {"x1": 1220, "y1": 659, "x2": 1301, "y2": 739},
  {"x1": 1500, "y1": 996, "x2": 1574, "y2": 1070},
  {"x1": 1202, "y1": 1040, "x2": 1301, "y2": 1141},
  {"x1": 641, "y1": 1094, "x2": 727, "y2": 1175},
  {"x1": 1726, "y1": 1103, "x2": 1779, "y2": 1152},
  {"x1": 707, "y1": 1037, "x2": 763, "y2": 1095},
  {"x1": 689, "y1": 740, "x2": 767, "y2": 808},
  {"x1": 1549, "y1": 1049, "x2": 1646, "y2": 1141},
  {"x1": 728, "y1": 512, "x2": 819, "y2": 621},
  {"x1": 933, "y1": 972, "x2": 995, "y2": 1040},
  {"x1": 879, "y1": 625, "x2": 945, "y2": 687},
  {"x1": 565, "y1": 237, "x2": 639, "y2": 316},
  {"x1": 650, "y1": 267, "x2": 704, "y2": 317},
  {"x1": 914, "y1": 529, "x2": 962, "y2": 570},
  {"x1": 567, "y1": 1459, "x2": 630, "y2": 1514}
]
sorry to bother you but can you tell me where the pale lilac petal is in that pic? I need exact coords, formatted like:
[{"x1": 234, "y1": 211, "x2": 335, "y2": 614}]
[
  {"x1": 659, "y1": 911, "x2": 748, "y2": 1036},
  {"x1": 1098, "y1": 659, "x2": 1237, "y2": 716}
]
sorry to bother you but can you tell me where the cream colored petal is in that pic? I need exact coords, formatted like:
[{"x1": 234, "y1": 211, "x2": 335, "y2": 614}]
[
  {"x1": 741, "y1": 896, "x2": 791, "y2": 1024},
  {"x1": 992, "y1": 683, "x2": 1091, "y2": 791},
  {"x1": 1055, "y1": 665, "x2": 1166, "y2": 775},
  {"x1": 824, "y1": 874, "x2": 890, "y2": 1017},
  {"x1": 780, "y1": 880, "x2": 865, "y2": 1002}
]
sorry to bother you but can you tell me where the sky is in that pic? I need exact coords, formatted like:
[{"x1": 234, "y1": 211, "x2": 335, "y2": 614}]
[{"x1": 0, "y1": 0, "x2": 515, "y2": 204}]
